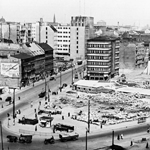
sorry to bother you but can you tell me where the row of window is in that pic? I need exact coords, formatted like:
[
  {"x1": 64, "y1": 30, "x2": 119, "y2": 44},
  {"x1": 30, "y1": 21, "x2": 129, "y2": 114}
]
[
  {"x1": 87, "y1": 44, "x2": 111, "y2": 48},
  {"x1": 58, "y1": 44, "x2": 70, "y2": 47},
  {"x1": 87, "y1": 56, "x2": 111, "y2": 60},
  {"x1": 87, "y1": 62, "x2": 111, "y2": 66},
  {"x1": 58, "y1": 40, "x2": 70, "y2": 42},
  {"x1": 57, "y1": 27, "x2": 70, "y2": 29},
  {"x1": 57, "y1": 48, "x2": 69, "y2": 51},
  {"x1": 87, "y1": 50, "x2": 111, "y2": 54},
  {"x1": 58, "y1": 36, "x2": 70, "y2": 38},
  {"x1": 88, "y1": 67, "x2": 111, "y2": 72},
  {"x1": 58, "y1": 32, "x2": 70, "y2": 34}
]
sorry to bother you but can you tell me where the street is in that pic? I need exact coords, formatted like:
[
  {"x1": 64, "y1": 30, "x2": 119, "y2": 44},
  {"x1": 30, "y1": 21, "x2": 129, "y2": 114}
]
[{"x1": 0, "y1": 66, "x2": 150, "y2": 150}]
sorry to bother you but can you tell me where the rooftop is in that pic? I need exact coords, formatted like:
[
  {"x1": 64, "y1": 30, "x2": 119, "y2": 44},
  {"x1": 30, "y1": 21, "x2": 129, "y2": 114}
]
[
  {"x1": 87, "y1": 36, "x2": 120, "y2": 42},
  {"x1": 74, "y1": 80, "x2": 114, "y2": 88},
  {"x1": 12, "y1": 53, "x2": 33, "y2": 59}
]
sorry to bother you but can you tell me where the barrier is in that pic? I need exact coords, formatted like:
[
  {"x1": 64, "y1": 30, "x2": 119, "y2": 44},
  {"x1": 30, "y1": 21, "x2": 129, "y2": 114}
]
[{"x1": 19, "y1": 129, "x2": 52, "y2": 136}]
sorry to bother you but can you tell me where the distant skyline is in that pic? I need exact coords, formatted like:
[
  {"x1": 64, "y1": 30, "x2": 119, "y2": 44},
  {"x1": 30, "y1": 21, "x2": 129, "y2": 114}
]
[{"x1": 1, "y1": 0, "x2": 150, "y2": 27}]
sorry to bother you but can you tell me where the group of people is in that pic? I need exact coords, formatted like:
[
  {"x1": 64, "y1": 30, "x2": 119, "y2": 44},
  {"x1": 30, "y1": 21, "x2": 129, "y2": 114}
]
[{"x1": 117, "y1": 134, "x2": 124, "y2": 140}]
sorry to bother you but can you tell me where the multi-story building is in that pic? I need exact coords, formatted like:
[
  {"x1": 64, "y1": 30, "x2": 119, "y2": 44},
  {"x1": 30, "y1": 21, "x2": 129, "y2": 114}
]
[
  {"x1": 54, "y1": 24, "x2": 70, "y2": 60},
  {"x1": 119, "y1": 41, "x2": 149, "y2": 70},
  {"x1": 70, "y1": 26, "x2": 86, "y2": 61},
  {"x1": 70, "y1": 16, "x2": 95, "y2": 62},
  {"x1": 19, "y1": 23, "x2": 32, "y2": 43},
  {"x1": 87, "y1": 36, "x2": 120, "y2": 80},
  {"x1": 0, "y1": 17, "x2": 20, "y2": 43}
]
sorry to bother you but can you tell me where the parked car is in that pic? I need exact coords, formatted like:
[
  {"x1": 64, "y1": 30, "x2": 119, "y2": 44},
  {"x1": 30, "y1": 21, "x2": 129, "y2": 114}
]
[
  {"x1": 7, "y1": 135, "x2": 18, "y2": 142},
  {"x1": 5, "y1": 96, "x2": 12, "y2": 102},
  {"x1": 19, "y1": 134, "x2": 32, "y2": 143}
]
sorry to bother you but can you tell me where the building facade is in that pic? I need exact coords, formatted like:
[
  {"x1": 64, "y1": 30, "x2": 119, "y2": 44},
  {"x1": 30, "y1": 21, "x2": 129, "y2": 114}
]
[
  {"x1": 87, "y1": 36, "x2": 120, "y2": 80},
  {"x1": 70, "y1": 26, "x2": 85, "y2": 62},
  {"x1": 54, "y1": 24, "x2": 70, "y2": 60},
  {"x1": 70, "y1": 16, "x2": 95, "y2": 62}
]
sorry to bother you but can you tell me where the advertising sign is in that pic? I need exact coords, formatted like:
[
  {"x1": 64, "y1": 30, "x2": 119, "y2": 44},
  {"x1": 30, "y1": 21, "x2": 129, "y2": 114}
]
[
  {"x1": 1, "y1": 63, "x2": 19, "y2": 78},
  {"x1": 0, "y1": 57, "x2": 20, "y2": 88}
]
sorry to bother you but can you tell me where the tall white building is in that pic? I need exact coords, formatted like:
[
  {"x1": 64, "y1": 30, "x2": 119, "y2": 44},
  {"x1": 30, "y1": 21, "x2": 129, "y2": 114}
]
[
  {"x1": 54, "y1": 24, "x2": 71, "y2": 60},
  {"x1": 70, "y1": 26, "x2": 85, "y2": 62}
]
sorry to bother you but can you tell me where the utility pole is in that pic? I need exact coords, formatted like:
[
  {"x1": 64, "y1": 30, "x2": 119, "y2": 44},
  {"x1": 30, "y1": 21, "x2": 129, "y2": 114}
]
[
  {"x1": 0, "y1": 121, "x2": 4, "y2": 150},
  {"x1": 72, "y1": 63, "x2": 74, "y2": 84},
  {"x1": 9, "y1": 87, "x2": 16, "y2": 124},
  {"x1": 85, "y1": 128, "x2": 88, "y2": 150},
  {"x1": 60, "y1": 67, "x2": 62, "y2": 92},
  {"x1": 88, "y1": 99, "x2": 90, "y2": 133},
  {"x1": 112, "y1": 130, "x2": 114, "y2": 150}
]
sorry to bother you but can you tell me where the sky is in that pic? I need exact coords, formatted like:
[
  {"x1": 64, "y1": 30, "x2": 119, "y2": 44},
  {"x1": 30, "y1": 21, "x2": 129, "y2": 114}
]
[{"x1": 1, "y1": 0, "x2": 150, "y2": 27}]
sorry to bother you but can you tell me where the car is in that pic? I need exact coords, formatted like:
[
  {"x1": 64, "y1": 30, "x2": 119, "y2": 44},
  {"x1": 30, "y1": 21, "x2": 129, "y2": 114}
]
[
  {"x1": 0, "y1": 97, "x2": 2, "y2": 101},
  {"x1": 50, "y1": 76, "x2": 55, "y2": 81},
  {"x1": 62, "y1": 83, "x2": 67, "y2": 87},
  {"x1": 38, "y1": 91, "x2": 46, "y2": 98},
  {"x1": 5, "y1": 96, "x2": 12, "y2": 102}
]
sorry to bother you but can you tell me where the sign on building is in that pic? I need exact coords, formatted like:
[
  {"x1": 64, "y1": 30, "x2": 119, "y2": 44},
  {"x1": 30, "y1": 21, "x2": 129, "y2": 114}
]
[
  {"x1": 0, "y1": 57, "x2": 20, "y2": 88},
  {"x1": 1, "y1": 62, "x2": 19, "y2": 78}
]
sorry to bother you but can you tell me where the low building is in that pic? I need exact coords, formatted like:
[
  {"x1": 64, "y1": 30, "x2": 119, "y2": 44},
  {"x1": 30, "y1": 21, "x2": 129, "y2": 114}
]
[{"x1": 73, "y1": 80, "x2": 114, "y2": 93}]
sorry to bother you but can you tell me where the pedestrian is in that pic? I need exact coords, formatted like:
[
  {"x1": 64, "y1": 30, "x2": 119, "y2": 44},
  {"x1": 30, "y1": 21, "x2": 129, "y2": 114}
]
[
  {"x1": 147, "y1": 128, "x2": 150, "y2": 133},
  {"x1": 31, "y1": 101, "x2": 33, "y2": 108},
  {"x1": 146, "y1": 142, "x2": 149, "y2": 148},
  {"x1": 18, "y1": 96, "x2": 20, "y2": 100},
  {"x1": 53, "y1": 126, "x2": 55, "y2": 133},
  {"x1": 101, "y1": 123, "x2": 103, "y2": 129},
  {"x1": 35, "y1": 125, "x2": 37, "y2": 131},
  {"x1": 35, "y1": 113, "x2": 38, "y2": 119},
  {"x1": 117, "y1": 134, "x2": 120, "y2": 140},
  {"x1": 130, "y1": 140, "x2": 133, "y2": 146},
  {"x1": 120, "y1": 134, "x2": 124, "y2": 139},
  {"x1": 62, "y1": 116, "x2": 64, "y2": 120},
  {"x1": 68, "y1": 112, "x2": 70, "y2": 117}
]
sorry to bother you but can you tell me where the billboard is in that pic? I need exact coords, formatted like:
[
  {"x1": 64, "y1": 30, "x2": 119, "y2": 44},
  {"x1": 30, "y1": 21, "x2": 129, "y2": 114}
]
[
  {"x1": 0, "y1": 57, "x2": 20, "y2": 88},
  {"x1": 1, "y1": 63, "x2": 19, "y2": 78}
]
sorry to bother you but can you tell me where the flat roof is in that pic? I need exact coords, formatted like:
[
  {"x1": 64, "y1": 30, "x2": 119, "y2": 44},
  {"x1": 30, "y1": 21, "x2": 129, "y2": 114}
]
[
  {"x1": 116, "y1": 87, "x2": 150, "y2": 96},
  {"x1": 74, "y1": 80, "x2": 114, "y2": 88}
]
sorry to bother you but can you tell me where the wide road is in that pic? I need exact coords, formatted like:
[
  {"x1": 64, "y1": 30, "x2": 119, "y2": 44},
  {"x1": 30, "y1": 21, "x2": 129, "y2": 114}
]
[{"x1": 0, "y1": 66, "x2": 149, "y2": 150}]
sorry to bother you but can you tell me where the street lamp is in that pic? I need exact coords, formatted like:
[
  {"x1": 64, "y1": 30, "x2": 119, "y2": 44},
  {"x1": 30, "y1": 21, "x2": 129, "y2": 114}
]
[
  {"x1": 88, "y1": 99, "x2": 90, "y2": 133},
  {"x1": 0, "y1": 121, "x2": 4, "y2": 150}
]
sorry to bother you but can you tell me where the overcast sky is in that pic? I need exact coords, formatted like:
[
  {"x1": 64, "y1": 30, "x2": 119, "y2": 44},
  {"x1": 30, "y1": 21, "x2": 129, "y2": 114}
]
[{"x1": 1, "y1": 0, "x2": 150, "y2": 27}]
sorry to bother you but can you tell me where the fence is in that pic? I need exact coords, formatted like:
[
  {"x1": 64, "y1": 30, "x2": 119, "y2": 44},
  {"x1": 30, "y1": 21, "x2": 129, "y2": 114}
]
[{"x1": 19, "y1": 129, "x2": 52, "y2": 136}]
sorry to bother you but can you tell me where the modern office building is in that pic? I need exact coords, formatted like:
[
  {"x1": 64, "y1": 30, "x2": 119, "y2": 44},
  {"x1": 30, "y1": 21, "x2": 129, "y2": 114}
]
[
  {"x1": 87, "y1": 36, "x2": 120, "y2": 80},
  {"x1": 54, "y1": 24, "x2": 70, "y2": 60}
]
